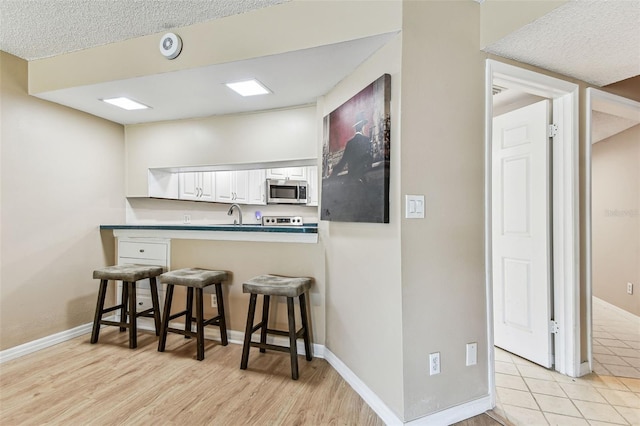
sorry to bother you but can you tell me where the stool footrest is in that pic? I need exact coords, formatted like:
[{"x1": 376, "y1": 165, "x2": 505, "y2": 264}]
[
  {"x1": 98, "y1": 304, "x2": 125, "y2": 315},
  {"x1": 99, "y1": 319, "x2": 129, "y2": 328},
  {"x1": 249, "y1": 341, "x2": 293, "y2": 354}
]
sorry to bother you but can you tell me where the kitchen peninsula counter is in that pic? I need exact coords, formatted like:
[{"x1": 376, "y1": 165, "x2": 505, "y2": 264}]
[{"x1": 101, "y1": 223, "x2": 318, "y2": 243}]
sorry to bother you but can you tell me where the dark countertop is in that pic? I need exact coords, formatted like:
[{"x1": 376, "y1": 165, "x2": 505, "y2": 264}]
[{"x1": 100, "y1": 224, "x2": 318, "y2": 234}]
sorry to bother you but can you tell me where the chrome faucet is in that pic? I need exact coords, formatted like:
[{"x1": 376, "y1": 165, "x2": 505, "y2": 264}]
[{"x1": 227, "y1": 203, "x2": 243, "y2": 225}]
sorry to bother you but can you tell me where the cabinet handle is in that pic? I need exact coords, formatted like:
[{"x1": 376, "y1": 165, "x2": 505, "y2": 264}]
[{"x1": 139, "y1": 249, "x2": 145, "y2": 253}]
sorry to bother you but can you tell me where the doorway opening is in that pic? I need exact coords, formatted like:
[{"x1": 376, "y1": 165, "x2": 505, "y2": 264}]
[
  {"x1": 484, "y1": 59, "x2": 581, "y2": 406},
  {"x1": 586, "y1": 88, "x2": 640, "y2": 379}
]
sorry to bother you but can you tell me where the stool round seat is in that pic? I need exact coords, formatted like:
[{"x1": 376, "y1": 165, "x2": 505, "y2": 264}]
[
  {"x1": 160, "y1": 268, "x2": 228, "y2": 288},
  {"x1": 158, "y1": 268, "x2": 229, "y2": 361},
  {"x1": 91, "y1": 264, "x2": 163, "y2": 349},
  {"x1": 242, "y1": 275, "x2": 311, "y2": 298},
  {"x1": 93, "y1": 264, "x2": 163, "y2": 282},
  {"x1": 240, "y1": 274, "x2": 313, "y2": 380}
]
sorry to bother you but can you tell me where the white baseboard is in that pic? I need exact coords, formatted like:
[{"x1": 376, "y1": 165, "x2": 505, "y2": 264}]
[
  {"x1": 403, "y1": 396, "x2": 492, "y2": 426},
  {"x1": 0, "y1": 322, "x2": 94, "y2": 364},
  {"x1": 1, "y1": 321, "x2": 489, "y2": 426},
  {"x1": 323, "y1": 347, "x2": 403, "y2": 424},
  {"x1": 579, "y1": 361, "x2": 591, "y2": 377},
  {"x1": 593, "y1": 296, "x2": 640, "y2": 322}
]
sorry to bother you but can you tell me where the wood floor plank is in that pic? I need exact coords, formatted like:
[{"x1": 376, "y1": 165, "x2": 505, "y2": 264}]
[{"x1": 0, "y1": 329, "x2": 384, "y2": 425}]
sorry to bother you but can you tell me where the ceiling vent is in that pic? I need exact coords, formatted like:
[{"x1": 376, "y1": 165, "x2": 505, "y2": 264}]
[{"x1": 492, "y1": 85, "x2": 508, "y2": 96}]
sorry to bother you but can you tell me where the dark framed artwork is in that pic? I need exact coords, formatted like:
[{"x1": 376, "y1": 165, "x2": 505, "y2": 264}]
[{"x1": 321, "y1": 74, "x2": 391, "y2": 223}]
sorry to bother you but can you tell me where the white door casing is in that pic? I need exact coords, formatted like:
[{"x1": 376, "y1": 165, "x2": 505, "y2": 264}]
[{"x1": 492, "y1": 100, "x2": 553, "y2": 368}]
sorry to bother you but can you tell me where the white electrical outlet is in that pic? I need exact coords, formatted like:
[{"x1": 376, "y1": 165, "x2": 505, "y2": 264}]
[
  {"x1": 183, "y1": 214, "x2": 191, "y2": 224},
  {"x1": 466, "y1": 342, "x2": 478, "y2": 366},
  {"x1": 211, "y1": 294, "x2": 217, "y2": 308},
  {"x1": 429, "y1": 352, "x2": 441, "y2": 375},
  {"x1": 628, "y1": 282, "x2": 634, "y2": 295}
]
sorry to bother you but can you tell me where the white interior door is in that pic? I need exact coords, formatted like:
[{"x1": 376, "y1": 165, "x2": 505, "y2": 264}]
[{"x1": 492, "y1": 99, "x2": 553, "y2": 368}]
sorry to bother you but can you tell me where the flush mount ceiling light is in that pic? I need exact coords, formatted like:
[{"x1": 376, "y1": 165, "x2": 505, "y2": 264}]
[
  {"x1": 101, "y1": 97, "x2": 150, "y2": 110},
  {"x1": 225, "y1": 79, "x2": 271, "y2": 97}
]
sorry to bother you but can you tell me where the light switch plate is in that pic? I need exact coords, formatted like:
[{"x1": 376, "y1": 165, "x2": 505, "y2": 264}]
[{"x1": 405, "y1": 195, "x2": 425, "y2": 219}]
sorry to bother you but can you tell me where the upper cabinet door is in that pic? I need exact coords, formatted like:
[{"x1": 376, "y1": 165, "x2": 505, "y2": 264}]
[
  {"x1": 214, "y1": 171, "x2": 234, "y2": 203},
  {"x1": 266, "y1": 167, "x2": 307, "y2": 180},
  {"x1": 248, "y1": 169, "x2": 266, "y2": 205},
  {"x1": 178, "y1": 172, "x2": 200, "y2": 201},
  {"x1": 179, "y1": 172, "x2": 215, "y2": 202},
  {"x1": 233, "y1": 170, "x2": 250, "y2": 203}
]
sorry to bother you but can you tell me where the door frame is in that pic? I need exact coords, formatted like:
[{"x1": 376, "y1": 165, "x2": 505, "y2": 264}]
[
  {"x1": 585, "y1": 88, "x2": 640, "y2": 373},
  {"x1": 484, "y1": 59, "x2": 580, "y2": 405}
]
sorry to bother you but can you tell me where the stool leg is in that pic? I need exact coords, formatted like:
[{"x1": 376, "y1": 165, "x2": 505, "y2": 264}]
[
  {"x1": 128, "y1": 281, "x2": 137, "y2": 349},
  {"x1": 185, "y1": 287, "x2": 194, "y2": 339},
  {"x1": 158, "y1": 284, "x2": 174, "y2": 353},
  {"x1": 259, "y1": 295, "x2": 270, "y2": 353},
  {"x1": 215, "y1": 283, "x2": 228, "y2": 346},
  {"x1": 149, "y1": 277, "x2": 161, "y2": 336},
  {"x1": 241, "y1": 293, "x2": 258, "y2": 370},
  {"x1": 287, "y1": 297, "x2": 299, "y2": 380},
  {"x1": 299, "y1": 292, "x2": 312, "y2": 361},
  {"x1": 91, "y1": 279, "x2": 109, "y2": 343},
  {"x1": 119, "y1": 283, "x2": 128, "y2": 332},
  {"x1": 195, "y1": 288, "x2": 205, "y2": 361}
]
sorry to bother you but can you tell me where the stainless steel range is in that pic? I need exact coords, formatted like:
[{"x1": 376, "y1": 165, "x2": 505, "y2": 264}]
[{"x1": 261, "y1": 216, "x2": 304, "y2": 226}]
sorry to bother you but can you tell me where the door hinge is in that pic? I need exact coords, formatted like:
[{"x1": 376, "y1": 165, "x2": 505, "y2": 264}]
[
  {"x1": 548, "y1": 123, "x2": 558, "y2": 138},
  {"x1": 549, "y1": 320, "x2": 560, "y2": 334}
]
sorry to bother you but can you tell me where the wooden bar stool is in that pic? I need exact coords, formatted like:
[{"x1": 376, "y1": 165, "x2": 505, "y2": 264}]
[
  {"x1": 91, "y1": 264, "x2": 163, "y2": 349},
  {"x1": 240, "y1": 274, "x2": 313, "y2": 380},
  {"x1": 157, "y1": 268, "x2": 229, "y2": 361}
]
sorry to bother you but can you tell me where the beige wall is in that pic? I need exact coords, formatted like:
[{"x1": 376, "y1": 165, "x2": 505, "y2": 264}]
[
  {"x1": 0, "y1": 51, "x2": 125, "y2": 350},
  {"x1": 592, "y1": 125, "x2": 640, "y2": 316},
  {"x1": 125, "y1": 106, "x2": 316, "y2": 197},
  {"x1": 320, "y1": 34, "x2": 405, "y2": 417},
  {"x1": 400, "y1": 2, "x2": 487, "y2": 419}
]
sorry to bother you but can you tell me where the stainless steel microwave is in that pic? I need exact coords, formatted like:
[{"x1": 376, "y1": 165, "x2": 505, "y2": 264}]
[{"x1": 266, "y1": 179, "x2": 308, "y2": 204}]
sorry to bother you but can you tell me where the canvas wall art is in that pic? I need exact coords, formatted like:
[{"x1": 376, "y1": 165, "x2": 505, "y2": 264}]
[{"x1": 321, "y1": 74, "x2": 391, "y2": 223}]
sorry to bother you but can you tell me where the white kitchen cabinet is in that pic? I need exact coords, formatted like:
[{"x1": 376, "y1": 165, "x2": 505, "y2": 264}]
[
  {"x1": 306, "y1": 166, "x2": 319, "y2": 206},
  {"x1": 117, "y1": 238, "x2": 170, "y2": 331},
  {"x1": 266, "y1": 167, "x2": 307, "y2": 181},
  {"x1": 247, "y1": 169, "x2": 267, "y2": 205},
  {"x1": 215, "y1": 170, "x2": 249, "y2": 203},
  {"x1": 179, "y1": 172, "x2": 215, "y2": 202}
]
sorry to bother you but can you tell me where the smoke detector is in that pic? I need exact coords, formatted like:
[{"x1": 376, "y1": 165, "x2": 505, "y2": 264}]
[{"x1": 159, "y1": 33, "x2": 182, "y2": 60}]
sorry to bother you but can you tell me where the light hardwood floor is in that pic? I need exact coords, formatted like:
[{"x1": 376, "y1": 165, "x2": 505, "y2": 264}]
[
  {"x1": 0, "y1": 329, "x2": 383, "y2": 425},
  {"x1": 1, "y1": 328, "x2": 505, "y2": 425}
]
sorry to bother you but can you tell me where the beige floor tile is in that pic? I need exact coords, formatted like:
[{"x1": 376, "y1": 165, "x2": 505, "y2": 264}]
[
  {"x1": 618, "y1": 377, "x2": 640, "y2": 393},
  {"x1": 613, "y1": 333, "x2": 640, "y2": 342},
  {"x1": 594, "y1": 362, "x2": 613, "y2": 376},
  {"x1": 495, "y1": 348, "x2": 513, "y2": 362},
  {"x1": 525, "y1": 377, "x2": 566, "y2": 397},
  {"x1": 596, "y1": 388, "x2": 640, "y2": 408},
  {"x1": 602, "y1": 364, "x2": 640, "y2": 380},
  {"x1": 534, "y1": 393, "x2": 581, "y2": 417},
  {"x1": 622, "y1": 357, "x2": 640, "y2": 368},
  {"x1": 573, "y1": 400, "x2": 628, "y2": 424},
  {"x1": 496, "y1": 373, "x2": 529, "y2": 391},
  {"x1": 596, "y1": 338, "x2": 632, "y2": 349},
  {"x1": 625, "y1": 341, "x2": 640, "y2": 350},
  {"x1": 611, "y1": 347, "x2": 640, "y2": 358},
  {"x1": 593, "y1": 345, "x2": 615, "y2": 355},
  {"x1": 594, "y1": 376, "x2": 632, "y2": 391},
  {"x1": 517, "y1": 364, "x2": 555, "y2": 380},
  {"x1": 502, "y1": 404, "x2": 548, "y2": 425},
  {"x1": 595, "y1": 354, "x2": 632, "y2": 367},
  {"x1": 586, "y1": 421, "x2": 629, "y2": 426},
  {"x1": 613, "y1": 405, "x2": 640, "y2": 425},
  {"x1": 560, "y1": 383, "x2": 607, "y2": 404},
  {"x1": 543, "y1": 412, "x2": 589, "y2": 425},
  {"x1": 497, "y1": 387, "x2": 539, "y2": 410},
  {"x1": 496, "y1": 360, "x2": 521, "y2": 376}
]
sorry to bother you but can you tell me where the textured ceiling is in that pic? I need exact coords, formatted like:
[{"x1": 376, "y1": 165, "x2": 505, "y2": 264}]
[
  {"x1": 0, "y1": 0, "x2": 289, "y2": 60},
  {"x1": 484, "y1": 0, "x2": 640, "y2": 86}
]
